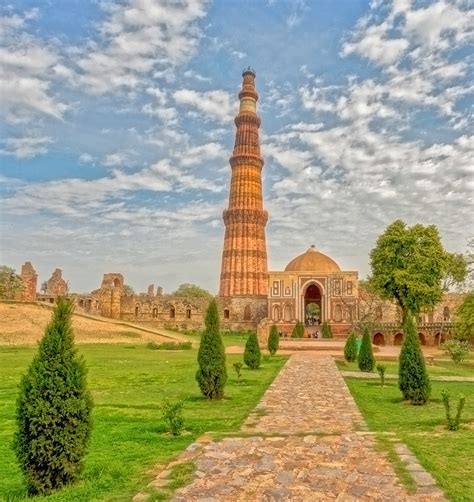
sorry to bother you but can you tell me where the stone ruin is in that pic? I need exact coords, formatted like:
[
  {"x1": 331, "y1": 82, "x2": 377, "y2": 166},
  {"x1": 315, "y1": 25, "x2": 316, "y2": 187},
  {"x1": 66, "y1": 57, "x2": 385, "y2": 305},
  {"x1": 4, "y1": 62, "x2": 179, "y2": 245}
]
[
  {"x1": 19, "y1": 262, "x2": 38, "y2": 302},
  {"x1": 46, "y1": 268, "x2": 68, "y2": 296}
]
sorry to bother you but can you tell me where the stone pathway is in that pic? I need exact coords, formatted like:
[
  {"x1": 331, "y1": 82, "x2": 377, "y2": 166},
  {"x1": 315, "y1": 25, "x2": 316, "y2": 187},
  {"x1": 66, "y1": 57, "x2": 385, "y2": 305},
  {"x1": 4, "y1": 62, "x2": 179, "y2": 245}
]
[{"x1": 142, "y1": 355, "x2": 447, "y2": 501}]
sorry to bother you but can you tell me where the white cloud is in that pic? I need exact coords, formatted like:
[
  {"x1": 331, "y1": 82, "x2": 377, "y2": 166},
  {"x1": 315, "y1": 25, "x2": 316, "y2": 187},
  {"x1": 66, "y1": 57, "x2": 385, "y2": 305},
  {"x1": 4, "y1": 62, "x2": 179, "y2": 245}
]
[
  {"x1": 0, "y1": 135, "x2": 53, "y2": 159},
  {"x1": 75, "y1": 0, "x2": 209, "y2": 94},
  {"x1": 0, "y1": 12, "x2": 68, "y2": 123},
  {"x1": 173, "y1": 88, "x2": 235, "y2": 123},
  {"x1": 78, "y1": 153, "x2": 96, "y2": 165}
]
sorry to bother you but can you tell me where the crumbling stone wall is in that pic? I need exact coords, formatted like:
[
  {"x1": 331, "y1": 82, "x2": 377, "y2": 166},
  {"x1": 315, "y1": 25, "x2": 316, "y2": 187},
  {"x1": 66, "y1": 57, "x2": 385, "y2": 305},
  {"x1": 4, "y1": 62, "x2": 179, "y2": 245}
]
[
  {"x1": 45, "y1": 268, "x2": 68, "y2": 296},
  {"x1": 19, "y1": 262, "x2": 38, "y2": 301}
]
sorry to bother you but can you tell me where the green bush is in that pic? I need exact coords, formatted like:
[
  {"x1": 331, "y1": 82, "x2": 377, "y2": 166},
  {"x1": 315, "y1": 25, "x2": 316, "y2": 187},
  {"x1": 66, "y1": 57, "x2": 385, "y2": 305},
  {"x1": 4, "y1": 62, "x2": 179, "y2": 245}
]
[
  {"x1": 376, "y1": 363, "x2": 386, "y2": 387},
  {"x1": 244, "y1": 331, "x2": 261, "y2": 369},
  {"x1": 358, "y1": 325, "x2": 375, "y2": 372},
  {"x1": 321, "y1": 321, "x2": 332, "y2": 338},
  {"x1": 233, "y1": 362, "x2": 243, "y2": 383},
  {"x1": 442, "y1": 339, "x2": 470, "y2": 364},
  {"x1": 14, "y1": 297, "x2": 93, "y2": 495},
  {"x1": 162, "y1": 398, "x2": 184, "y2": 436},
  {"x1": 344, "y1": 332, "x2": 358, "y2": 362},
  {"x1": 441, "y1": 389, "x2": 466, "y2": 431},
  {"x1": 195, "y1": 299, "x2": 227, "y2": 399},
  {"x1": 147, "y1": 341, "x2": 192, "y2": 350},
  {"x1": 399, "y1": 313, "x2": 431, "y2": 405},
  {"x1": 268, "y1": 324, "x2": 279, "y2": 355},
  {"x1": 291, "y1": 321, "x2": 305, "y2": 338}
]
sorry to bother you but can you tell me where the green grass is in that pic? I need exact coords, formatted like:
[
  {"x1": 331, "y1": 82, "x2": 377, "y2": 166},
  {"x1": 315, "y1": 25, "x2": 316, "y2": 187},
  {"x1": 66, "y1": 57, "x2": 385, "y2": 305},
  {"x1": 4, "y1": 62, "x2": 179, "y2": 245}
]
[
  {"x1": 345, "y1": 378, "x2": 474, "y2": 502},
  {"x1": 336, "y1": 358, "x2": 474, "y2": 377},
  {"x1": 0, "y1": 344, "x2": 287, "y2": 501}
]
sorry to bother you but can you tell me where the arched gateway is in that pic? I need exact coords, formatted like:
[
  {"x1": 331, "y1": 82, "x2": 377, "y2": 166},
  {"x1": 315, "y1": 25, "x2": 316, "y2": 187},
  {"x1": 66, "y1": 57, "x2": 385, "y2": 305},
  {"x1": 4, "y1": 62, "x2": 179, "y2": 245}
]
[{"x1": 304, "y1": 283, "x2": 322, "y2": 324}]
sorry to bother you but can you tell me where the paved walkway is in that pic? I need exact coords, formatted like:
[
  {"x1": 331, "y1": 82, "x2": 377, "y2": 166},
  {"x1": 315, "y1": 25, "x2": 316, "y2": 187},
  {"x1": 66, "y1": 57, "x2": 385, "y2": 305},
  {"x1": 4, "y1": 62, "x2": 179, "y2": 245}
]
[{"x1": 171, "y1": 355, "x2": 446, "y2": 501}]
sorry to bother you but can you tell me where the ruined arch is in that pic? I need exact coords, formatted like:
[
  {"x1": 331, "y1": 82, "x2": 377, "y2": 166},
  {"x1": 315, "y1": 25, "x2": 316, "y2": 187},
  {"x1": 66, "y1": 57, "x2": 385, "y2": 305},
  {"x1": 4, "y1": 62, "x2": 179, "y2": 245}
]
[
  {"x1": 373, "y1": 332, "x2": 385, "y2": 346},
  {"x1": 135, "y1": 305, "x2": 140, "y2": 317},
  {"x1": 113, "y1": 277, "x2": 121, "y2": 288},
  {"x1": 170, "y1": 307, "x2": 176, "y2": 319},
  {"x1": 244, "y1": 304, "x2": 252, "y2": 321},
  {"x1": 223, "y1": 308, "x2": 230, "y2": 319},
  {"x1": 418, "y1": 333, "x2": 426, "y2": 345},
  {"x1": 394, "y1": 333, "x2": 403, "y2": 346},
  {"x1": 186, "y1": 308, "x2": 192, "y2": 319},
  {"x1": 152, "y1": 307, "x2": 158, "y2": 318},
  {"x1": 435, "y1": 332, "x2": 446, "y2": 346}
]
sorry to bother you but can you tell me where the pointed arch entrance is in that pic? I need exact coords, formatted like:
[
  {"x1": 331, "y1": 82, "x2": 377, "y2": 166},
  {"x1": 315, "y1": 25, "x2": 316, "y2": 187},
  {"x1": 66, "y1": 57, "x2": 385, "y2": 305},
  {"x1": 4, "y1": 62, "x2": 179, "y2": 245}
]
[{"x1": 304, "y1": 283, "x2": 322, "y2": 324}]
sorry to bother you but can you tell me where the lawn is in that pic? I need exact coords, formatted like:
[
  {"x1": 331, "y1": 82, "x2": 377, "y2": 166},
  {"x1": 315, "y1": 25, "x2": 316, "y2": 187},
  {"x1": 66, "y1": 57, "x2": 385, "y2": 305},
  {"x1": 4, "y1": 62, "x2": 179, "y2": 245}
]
[
  {"x1": 345, "y1": 378, "x2": 474, "y2": 502},
  {"x1": 0, "y1": 344, "x2": 287, "y2": 501},
  {"x1": 336, "y1": 358, "x2": 474, "y2": 378}
]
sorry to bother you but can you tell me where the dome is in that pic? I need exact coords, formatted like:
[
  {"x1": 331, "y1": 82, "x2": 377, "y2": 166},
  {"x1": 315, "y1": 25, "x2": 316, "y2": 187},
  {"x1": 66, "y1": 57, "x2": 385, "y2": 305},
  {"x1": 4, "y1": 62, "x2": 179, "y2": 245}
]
[{"x1": 285, "y1": 245, "x2": 341, "y2": 273}]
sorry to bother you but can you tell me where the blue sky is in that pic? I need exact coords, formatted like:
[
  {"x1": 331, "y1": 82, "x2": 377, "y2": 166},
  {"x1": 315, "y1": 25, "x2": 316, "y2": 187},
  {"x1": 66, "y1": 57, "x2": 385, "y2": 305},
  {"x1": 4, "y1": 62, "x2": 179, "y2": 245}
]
[{"x1": 1, "y1": 0, "x2": 473, "y2": 294}]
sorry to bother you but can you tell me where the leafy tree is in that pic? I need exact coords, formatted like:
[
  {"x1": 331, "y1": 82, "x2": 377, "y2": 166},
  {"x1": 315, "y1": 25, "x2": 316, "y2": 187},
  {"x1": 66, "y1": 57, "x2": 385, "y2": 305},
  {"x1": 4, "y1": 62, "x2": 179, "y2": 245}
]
[
  {"x1": 14, "y1": 298, "x2": 93, "y2": 495},
  {"x1": 376, "y1": 364, "x2": 387, "y2": 387},
  {"x1": 40, "y1": 281, "x2": 48, "y2": 294},
  {"x1": 267, "y1": 324, "x2": 279, "y2": 355},
  {"x1": 244, "y1": 331, "x2": 261, "y2": 369},
  {"x1": 358, "y1": 325, "x2": 375, "y2": 372},
  {"x1": 442, "y1": 340, "x2": 470, "y2": 364},
  {"x1": 321, "y1": 321, "x2": 332, "y2": 338},
  {"x1": 123, "y1": 284, "x2": 135, "y2": 295},
  {"x1": 0, "y1": 265, "x2": 24, "y2": 300},
  {"x1": 398, "y1": 312, "x2": 431, "y2": 405},
  {"x1": 306, "y1": 302, "x2": 320, "y2": 317},
  {"x1": 344, "y1": 332, "x2": 358, "y2": 362},
  {"x1": 369, "y1": 220, "x2": 467, "y2": 317},
  {"x1": 173, "y1": 283, "x2": 212, "y2": 299},
  {"x1": 196, "y1": 299, "x2": 227, "y2": 399},
  {"x1": 453, "y1": 292, "x2": 474, "y2": 341}
]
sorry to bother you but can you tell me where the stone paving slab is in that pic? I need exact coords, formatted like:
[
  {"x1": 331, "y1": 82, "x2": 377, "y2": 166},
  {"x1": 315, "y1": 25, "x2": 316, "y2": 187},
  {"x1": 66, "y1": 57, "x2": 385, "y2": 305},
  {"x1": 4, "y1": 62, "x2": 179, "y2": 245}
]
[
  {"x1": 169, "y1": 355, "x2": 446, "y2": 501},
  {"x1": 243, "y1": 356, "x2": 365, "y2": 435}
]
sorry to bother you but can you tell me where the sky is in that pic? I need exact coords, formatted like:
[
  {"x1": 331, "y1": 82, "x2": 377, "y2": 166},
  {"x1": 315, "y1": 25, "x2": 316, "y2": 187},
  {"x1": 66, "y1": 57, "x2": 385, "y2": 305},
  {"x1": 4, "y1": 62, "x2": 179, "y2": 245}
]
[{"x1": 0, "y1": 0, "x2": 473, "y2": 294}]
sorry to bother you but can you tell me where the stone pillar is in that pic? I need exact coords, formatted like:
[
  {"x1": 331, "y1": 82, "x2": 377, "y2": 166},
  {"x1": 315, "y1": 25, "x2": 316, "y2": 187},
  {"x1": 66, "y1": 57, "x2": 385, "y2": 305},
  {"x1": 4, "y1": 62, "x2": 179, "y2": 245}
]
[
  {"x1": 20, "y1": 262, "x2": 38, "y2": 301},
  {"x1": 219, "y1": 68, "x2": 269, "y2": 298},
  {"x1": 46, "y1": 268, "x2": 68, "y2": 296}
]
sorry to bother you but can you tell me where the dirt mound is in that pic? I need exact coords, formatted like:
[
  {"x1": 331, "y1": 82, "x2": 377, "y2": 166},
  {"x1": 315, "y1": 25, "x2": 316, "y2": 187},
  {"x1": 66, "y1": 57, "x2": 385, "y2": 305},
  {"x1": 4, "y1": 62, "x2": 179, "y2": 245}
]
[{"x1": 0, "y1": 303, "x2": 172, "y2": 346}]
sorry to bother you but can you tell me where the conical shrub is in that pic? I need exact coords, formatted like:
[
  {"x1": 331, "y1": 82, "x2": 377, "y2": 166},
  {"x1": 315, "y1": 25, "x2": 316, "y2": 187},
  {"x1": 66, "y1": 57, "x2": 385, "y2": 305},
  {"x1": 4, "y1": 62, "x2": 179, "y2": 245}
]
[
  {"x1": 399, "y1": 312, "x2": 430, "y2": 405},
  {"x1": 244, "y1": 331, "x2": 261, "y2": 369},
  {"x1": 268, "y1": 324, "x2": 279, "y2": 355},
  {"x1": 358, "y1": 325, "x2": 375, "y2": 372},
  {"x1": 322, "y1": 321, "x2": 332, "y2": 338},
  {"x1": 344, "y1": 332, "x2": 358, "y2": 362},
  {"x1": 196, "y1": 299, "x2": 227, "y2": 399},
  {"x1": 14, "y1": 297, "x2": 93, "y2": 495}
]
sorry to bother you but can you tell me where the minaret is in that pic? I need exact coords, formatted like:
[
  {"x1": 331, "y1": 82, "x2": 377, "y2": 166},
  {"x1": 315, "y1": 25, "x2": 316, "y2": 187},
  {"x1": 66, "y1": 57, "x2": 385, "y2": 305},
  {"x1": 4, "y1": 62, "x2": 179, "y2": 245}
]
[{"x1": 219, "y1": 68, "x2": 268, "y2": 297}]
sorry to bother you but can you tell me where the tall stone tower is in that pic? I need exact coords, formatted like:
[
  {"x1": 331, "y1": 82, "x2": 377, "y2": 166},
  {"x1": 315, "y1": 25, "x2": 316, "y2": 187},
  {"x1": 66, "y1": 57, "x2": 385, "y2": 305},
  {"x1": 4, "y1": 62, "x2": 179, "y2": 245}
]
[{"x1": 219, "y1": 69, "x2": 268, "y2": 298}]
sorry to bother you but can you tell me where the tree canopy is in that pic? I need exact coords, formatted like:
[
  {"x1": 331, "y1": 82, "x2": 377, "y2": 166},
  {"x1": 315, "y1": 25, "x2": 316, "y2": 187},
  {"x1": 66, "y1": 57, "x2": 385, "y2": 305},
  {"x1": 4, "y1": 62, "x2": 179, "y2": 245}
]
[
  {"x1": 369, "y1": 220, "x2": 466, "y2": 316},
  {"x1": 0, "y1": 265, "x2": 24, "y2": 300},
  {"x1": 454, "y1": 292, "x2": 474, "y2": 341},
  {"x1": 172, "y1": 283, "x2": 212, "y2": 298}
]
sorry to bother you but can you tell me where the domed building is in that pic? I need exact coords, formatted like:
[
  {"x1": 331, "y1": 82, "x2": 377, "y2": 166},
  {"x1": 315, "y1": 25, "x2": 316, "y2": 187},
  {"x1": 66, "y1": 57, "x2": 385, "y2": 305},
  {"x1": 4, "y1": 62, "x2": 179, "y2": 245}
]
[{"x1": 266, "y1": 245, "x2": 358, "y2": 336}]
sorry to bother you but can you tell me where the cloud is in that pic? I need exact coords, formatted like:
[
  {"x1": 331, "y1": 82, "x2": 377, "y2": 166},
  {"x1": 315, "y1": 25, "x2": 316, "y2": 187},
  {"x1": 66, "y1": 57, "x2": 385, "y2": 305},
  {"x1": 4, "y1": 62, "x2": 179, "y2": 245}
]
[
  {"x1": 75, "y1": 0, "x2": 209, "y2": 94},
  {"x1": 78, "y1": 153, "x2": 96, "y2": 165},
  {"x1": 0, "y1": 11, "x2": 68, "y2": 123},
  {"x1": 173, "y1": 88, "x2": 235, "y2": 123},
  {"x1": 0, "y1": 135, "x2": 53, "y2": 159}
]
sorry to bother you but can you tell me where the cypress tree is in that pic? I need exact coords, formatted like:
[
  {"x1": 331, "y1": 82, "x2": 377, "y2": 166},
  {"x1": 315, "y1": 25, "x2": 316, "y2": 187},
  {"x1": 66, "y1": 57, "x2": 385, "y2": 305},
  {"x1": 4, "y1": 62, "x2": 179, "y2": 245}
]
[
  {"x1": 344, "y1": 332, "x2": 358, "y2": 362},
  {"x1": 196, "y1": 299, "x2": 227, "y2": 399},
  {"x1": 399, "y1": 312, "x2": 431, "y2": 405},
  {"x1": 244, "y1": 331, "x2": 261, "y2": 369},
  {"x1": 267, "y1": 324, "x2": 279, "y2": 355},
  {"x1": 14, "y1": 297, "x2": 93, "y2": 495},
  {"x1": 291, "y1": 321, "x2": 305, "y2": 338},
  {"x1": 321, "y1": 321, "x2": 332, "y2": 338},
  {"x1": 358, "y1": 325, "x2": 375, "y2": 372}
]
